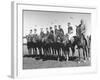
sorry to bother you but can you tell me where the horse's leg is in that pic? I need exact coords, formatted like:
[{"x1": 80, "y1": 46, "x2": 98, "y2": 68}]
[
  {"x1": 85, "y1": 46, "x2": 88, "y2": 60},
  {"x1": 83, "y1": 47, "x2": 88, "y2": 63},
  {"x1": 32, "y1": 43, "x2": 34, "y2": 56},
  {"x1": 43, "y1": 47, "x2": 45, "y2": 56},
  {"x1": 57, "y1": 49, "x2": 60, "y2": 61},
  {"x1": 71, "y1": 45, "x2": 75, "y2": 57},
  {"x1": 49, "y1": 46, "x2": 52, "y2": 55},
  {"x1": 47, "y1": 45, "x2": 49, "y2": 56},
  {"x1": 88, "y1": 47, "x2": 91, "y2": 60},
  {"x1": 55, "y1": 49, "x2": 57, "y2": 59},
  {"x1": 39, "y1": 47, "x2": 43, "y2": 57},
  {"x1": 84, "y1": 38, "x2": 88, "y2": 60},
  {"x1": 68, "y1": 48, "x2": 70, "y2": 60},
  {"x1": 82, "y1": 39, "x2": 87, "y2": 61},
  {"x1": 88, "y1": 47, "x2": 90, "y2": 57},
  {"x1": 55, "y1": 43, "x2": 58, "y2": 56},
  {"x1": 51, "y1": 45, "x2": 54, "y2": 56},
  {"x1": 52, "y1": 48, "x2": 54, "y2": 56},
  {"x1": 53, "y1": 44, "x2": 56, "y2": 56},
  {"x1": 27, "y1": 43, "x2": 31, "y2": 55},
  {"x1": 46, "y1": 47, "x2": 49, "y2": 56},
  {"x1": 54, "y1": 48, "x2": 56, "y2": 56},
  {"x1": 48, "y1": 47, "x2": 51, "y2": 56},
  {"x1": 66, "y1": 50, "x2": 69, "y2": 61},
  {"x1": 40, "y1": 47, "x2": 43, "y2": 56},
  {"x1": 60, "y1": 48, "x2": 62, "y2": 57},
  {"x1": 88, "y1": 38, "x2": 91, "y2": 57},
  {"x1": 78, "y1": 48, "x2": 81, "y2": 62},
  {"x1": 64, "y1": 50, "x2": 67, "y2": 61},
  {"x1": 44, "y1": 44, "x2": 47, "y2": 56},
  {"x1": 33, "y1": 43, "x2": 36, "y2": 55},
  {"x1": 83, "y1": 48, "x2": 86, "y2": 60},
  {"x1": 28, "y1": 48, "x2": 31, "y2": 55},
  {"x1": 85, "y1": 37, "x2": 88, "y2": 60},
  {"x1": 35, "y1": 47, "x2": 37, "y2": 56},
  {"x1": 36, "y1": 48, "x2": 39, "y2": 55},
  {"x1": 52, "y1": 47, "x2": 53, "y2": 56},
  {"x1": 47, "y1": 44, "x2": 50, "y2": 56},
  {"x1": 33, "y1": 47, "x2": 35, "y2": 56},
  {"x1": 45, "y1": 48, "x2": 47, "y2": 56},
  {"x1": 62, "y1": 48, "x2": 65, "y2": 58},
  {"x1": 38, "y1": 47, "x2": 40, "y2": 56}
]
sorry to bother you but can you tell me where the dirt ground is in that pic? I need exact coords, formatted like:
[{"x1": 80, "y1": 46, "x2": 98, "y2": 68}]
[{"x1": 23, "y1": 45, "x2": 91, "y2": 69}]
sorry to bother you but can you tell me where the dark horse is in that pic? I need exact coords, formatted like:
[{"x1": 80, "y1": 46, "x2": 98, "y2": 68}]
[{"x1": 70, "y1": 31, "x2": 88, "y2": 62}]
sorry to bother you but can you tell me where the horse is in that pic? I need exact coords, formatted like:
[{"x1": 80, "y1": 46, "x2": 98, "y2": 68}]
[
  {"x1": 62, "y1": 34, "x2": 70, "y2": 61},
  {"x1": 69, "y1": 27, "x2": 88, "y2": 62},
  {"x1": 25, "y1": 34, "x2": 33, "y2": 55}
]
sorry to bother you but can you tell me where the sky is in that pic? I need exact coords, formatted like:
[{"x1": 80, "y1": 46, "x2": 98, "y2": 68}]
[{"x1": 23, "y1": 10, "x2": 91, "y2": 36}]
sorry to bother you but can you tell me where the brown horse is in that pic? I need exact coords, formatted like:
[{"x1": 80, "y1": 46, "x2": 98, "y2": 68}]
[{"x1": 62, "y1": 34, "x2": 70, "y2": 61}]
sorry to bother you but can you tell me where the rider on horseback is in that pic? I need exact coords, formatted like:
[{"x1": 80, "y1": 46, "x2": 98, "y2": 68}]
[
  {"x1": 57, "y1": 25, "x2": 64, "y2": 42},
  {"x1": 76, "y1": 19, "x2": 88, "y2": 62},
  {"x1": 26, "y1": 29, "x2": 33, "y2": 55},
  {"x1": 45, "y1": 27, "x2": 49, "y2": 37},
  {"x1": 32, "y1": 28, "x2": 38, "y2": 55},
  {"x1": 67, "y1": 22, "x2": 74, "y2": 43},
  {"x1": 76, "y1": 19, "x2": 86, "y2": 39}
]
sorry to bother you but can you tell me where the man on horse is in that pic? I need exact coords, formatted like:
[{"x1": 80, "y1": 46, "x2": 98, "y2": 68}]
[
  {"x1": 67, "y1": 22, "x2": 75, "y2": 57},
  {"x1": 58, "y1": 25, "x2": 64, "y2": 36},
  {"x1": 62, "y1": 33, "x2": 70, "y2": 61},
  {"x1": 67, "y1": 22, "x2": 74, "y2": 41},
  {"x1": 45, "y1": 27, "x2": 49, "y2": 37},
  {"x1": 76, "y1": 19, "x2": 86, "y2": 39},
  {"x1": 76, "y1": 19, "x2": 87, "y2": 48},
  {"x1": 76, "y1": 19, "x2": 88, "y2": 62},
  {"x1": 40, "y1": 28, "x2": 45, "y2": 40},
  {"x1": 32, "y1": 28, "x2": 38, "y2": 56},
  {"x1": 39, "y1": 28, "x2": 46, "y2": 56},
  {"x1": 54, "y1": 25, "x2": 64, "y2": 60},
  {"x1": 47, "y1": 27, "x2": 55, "y2": 55},
  {"x1": 26, "y1": 29, "x2": 33, "y2": 55},
  {"x1": 54, "y1": 25, "x2": 58, "y2": 35},
  {"x1": 48, "y1": 27, "x2": 54, "y2": 42},
  {"x1": 68, "y1": 22, "x2": 73, "y2": 34},
  {"x1": 56, "y1": 25, "x2": 64, "y2": 42}
]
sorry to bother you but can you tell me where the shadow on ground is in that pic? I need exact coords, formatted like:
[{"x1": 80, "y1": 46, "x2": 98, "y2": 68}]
[{"x1": 23, "y1": 54, "x2": 79, "y2": 62}]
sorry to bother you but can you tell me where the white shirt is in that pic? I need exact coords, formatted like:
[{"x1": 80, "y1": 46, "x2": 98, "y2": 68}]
[{"x1": 68, "y1": 25, "x2": 76, "y2": 40}]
